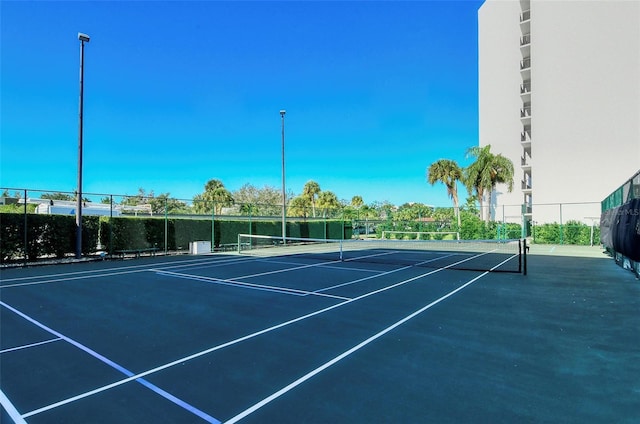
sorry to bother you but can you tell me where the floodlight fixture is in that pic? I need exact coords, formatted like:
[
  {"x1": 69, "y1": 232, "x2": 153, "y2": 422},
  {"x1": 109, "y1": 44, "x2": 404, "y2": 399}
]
[{"x1": 78, "y1": 33, "x2": 90, "y2": 42}]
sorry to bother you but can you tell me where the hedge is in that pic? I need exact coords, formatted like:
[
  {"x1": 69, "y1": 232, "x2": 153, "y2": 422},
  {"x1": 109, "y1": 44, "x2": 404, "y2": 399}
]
[
  {"x1": 1, "y1": 213, "x2": 99, "y2": 261},
  {"x1": 1, "y1": 213, "x2": 351, "y2": 262}
]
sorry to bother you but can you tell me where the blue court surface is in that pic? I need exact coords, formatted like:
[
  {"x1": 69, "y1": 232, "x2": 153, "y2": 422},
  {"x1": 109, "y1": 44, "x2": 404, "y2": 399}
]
[{"x1": 1, "y1": 245, "x2": 638, "y2": 423}]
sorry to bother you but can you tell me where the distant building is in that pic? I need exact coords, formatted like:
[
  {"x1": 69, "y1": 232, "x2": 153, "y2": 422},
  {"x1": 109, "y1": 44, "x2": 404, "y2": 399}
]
[
  {"x1": 478, "y1": 0, "x2": 640, "y2": 226},
  {"x1": 32, "y1": 199, "x2": 151, "y2": 216}
]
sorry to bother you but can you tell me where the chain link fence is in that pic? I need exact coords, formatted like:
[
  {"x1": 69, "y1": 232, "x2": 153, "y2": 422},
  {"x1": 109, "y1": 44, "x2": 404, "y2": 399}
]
[{"x1": 1, "y1": 187, "x2": 603, "y2": 264}]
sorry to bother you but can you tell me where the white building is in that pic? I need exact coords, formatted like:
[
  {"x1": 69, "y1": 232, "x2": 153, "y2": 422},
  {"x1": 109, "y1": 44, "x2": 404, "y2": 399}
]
[{"x1": 478, "y1": 0, "x2": 640, "y2": 227}]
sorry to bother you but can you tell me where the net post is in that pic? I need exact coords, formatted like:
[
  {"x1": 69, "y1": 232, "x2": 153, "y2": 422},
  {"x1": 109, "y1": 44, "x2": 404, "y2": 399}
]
[
  {"x1": 523, "y1": 238, "x2": 528, "y2": 275},
  {"x1": 237, "y1": 234, "x2": 241, "y2": 254},
  {"x1": 339, "y1": 239, "x2": 344, "y2": 261},
  {"x1": 518, "y1": 239, "x2": 522, "y2": 273}
]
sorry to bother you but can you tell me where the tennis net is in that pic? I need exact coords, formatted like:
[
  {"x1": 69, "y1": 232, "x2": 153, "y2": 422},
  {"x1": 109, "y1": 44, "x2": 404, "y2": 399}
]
[{"x1": 237, "y1": 234, "x2": 526, "y2": 274}]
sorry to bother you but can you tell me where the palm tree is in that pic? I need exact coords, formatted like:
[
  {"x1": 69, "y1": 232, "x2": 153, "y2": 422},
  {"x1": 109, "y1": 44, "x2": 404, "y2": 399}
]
[
  {"x1": 194, "y1": 179, "x2": 234, "y2": 214},
  {"x1": 351, "y1": 195, "x2": 364, "y2": 208},
  {"x1": 427, "y1": 159, "x2": 463, "y2": 227},
  {"x1": 464, "y1": 145, "x2": 514, "y2": 222},
  {"x1": 317, "y1": 191, "x2": 341, "y2": 218},
  {"x1": 302, "y1": 180, "x2": 321, "y2": 217}
]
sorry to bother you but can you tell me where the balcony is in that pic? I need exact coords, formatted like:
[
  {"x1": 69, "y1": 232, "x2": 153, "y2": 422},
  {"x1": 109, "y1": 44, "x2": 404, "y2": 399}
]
[
  {"x1": 520, "y1": 33, "x2": 531, "y2": 57},
  {"x1": 521, "y1": 128, "x2": 532, "y2": 149},
  {"x1": 521, "y1": 179, "x2": 532, "y2": 192},
  {"x1": 520, "y1": 81, "x2": 531, "y2": 94},
  {"x1": 520, "y1": 9, "x2": 531, "y2": 22},
  {"x1": 520, "y1": 57, "x2": 531, "y2": 79}
]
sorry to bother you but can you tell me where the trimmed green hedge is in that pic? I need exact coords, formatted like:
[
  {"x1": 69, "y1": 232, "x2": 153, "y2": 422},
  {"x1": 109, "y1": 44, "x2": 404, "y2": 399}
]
[
  {"x1": 1, "y1": 213, "x2": 99, "y2": 261},
  {"x1": 1, "y1": 213, "x2": 351, "y2": 261},
  {"x1": 532, "y1": 221, "x2": 600, "y2": 245}
]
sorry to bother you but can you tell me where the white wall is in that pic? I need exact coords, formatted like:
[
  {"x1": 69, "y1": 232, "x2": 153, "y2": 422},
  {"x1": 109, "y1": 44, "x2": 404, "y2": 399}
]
[
  {"x1": 532, "y1": 0, "x2": 640, "y2": 205},
  {"x1": 478, "y1": 0, "x2": 524, "y2": 220},
  {"x1": 479, "y1": 0, "x2": 640, "y2": 224}
]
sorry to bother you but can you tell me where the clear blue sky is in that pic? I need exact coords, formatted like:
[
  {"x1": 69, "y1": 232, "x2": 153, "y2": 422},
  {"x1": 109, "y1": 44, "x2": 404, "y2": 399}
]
[{"x1": 1, "y1": 0, "x2": 483, "y2": 207}]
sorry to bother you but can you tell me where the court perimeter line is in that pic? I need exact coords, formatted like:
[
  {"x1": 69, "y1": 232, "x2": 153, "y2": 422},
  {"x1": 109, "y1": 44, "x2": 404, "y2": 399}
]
[
  {"x1": 22, "y1": 251, "x2": 498, "y2": 417},
  {"x1": 225, "y1": 254, "x2": 517, "y2": 423},
  {"x1": 0, "y1": 256, "x2": 255, "y2": 287},
  {"x1": 0, "y1": 301, "x2": 220, "y2": 423},
  {"x1": 0, "y1": 389, "x2": 27, "y2": 424},
  {"x1": 0, "y1": 337, "x2": 62, "y2": 354},
  {"x1": 154, "y1": 270, "x2": 351, "y2": 301}
]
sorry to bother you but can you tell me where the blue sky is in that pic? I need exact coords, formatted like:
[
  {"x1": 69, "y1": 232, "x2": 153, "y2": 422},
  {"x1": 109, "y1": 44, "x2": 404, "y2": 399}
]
[{"x1": 1, "y1": 0, "x2": 483, "y2": 207}]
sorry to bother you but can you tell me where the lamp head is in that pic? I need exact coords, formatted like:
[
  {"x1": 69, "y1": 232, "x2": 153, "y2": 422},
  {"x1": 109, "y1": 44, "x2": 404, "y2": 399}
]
[{"x1": 78, "y1": 33, "x2": 90, "y2": 42}]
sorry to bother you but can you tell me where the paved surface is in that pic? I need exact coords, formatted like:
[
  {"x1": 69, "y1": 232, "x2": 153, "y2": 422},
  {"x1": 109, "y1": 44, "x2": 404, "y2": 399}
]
[{"x1": 0, "y1": 247, "x2": 638, "y2": 423}]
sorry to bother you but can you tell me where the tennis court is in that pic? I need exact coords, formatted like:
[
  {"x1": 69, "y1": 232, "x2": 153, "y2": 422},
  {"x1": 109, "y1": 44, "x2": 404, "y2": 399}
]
[{"x1": 1, "y1": 240, "x2": 638, "y2": 423}]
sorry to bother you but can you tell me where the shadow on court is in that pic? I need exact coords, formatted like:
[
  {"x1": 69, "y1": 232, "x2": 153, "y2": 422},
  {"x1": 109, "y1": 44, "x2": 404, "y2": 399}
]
[{"x1": 0, "y1": 249, "x2": 638, "y2": 423}]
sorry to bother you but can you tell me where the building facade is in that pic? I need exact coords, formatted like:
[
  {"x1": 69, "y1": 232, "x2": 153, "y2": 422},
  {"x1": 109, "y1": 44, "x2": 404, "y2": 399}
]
[{"x1": 478, "y1": 0, "x2": 640, "y2": 226}]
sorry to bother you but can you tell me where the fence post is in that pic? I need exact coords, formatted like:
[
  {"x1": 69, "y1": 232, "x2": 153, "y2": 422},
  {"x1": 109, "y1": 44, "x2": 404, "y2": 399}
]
[
  {"x1": 211, "y1": 204, "x2": 215, "y2": 252},
  {"x1": 23, "y1": 189, "x2": 27, "y2": 266},
  {"x1": 164, "y1": 198, "x2": 168, "y2": 255},
  {"x1": 559, "y1": 203, "x2": 564, "y2": 245},
  {"x1": 109, "y1": 195, "x2": 113, "y2": 257}
]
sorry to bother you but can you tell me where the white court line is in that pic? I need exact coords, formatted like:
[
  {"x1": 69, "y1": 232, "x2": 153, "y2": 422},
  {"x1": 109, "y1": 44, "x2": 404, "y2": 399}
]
[
  {"x1": 154, "y1": 270, "x2": 351, "y2": 301},
  {"x1": 0, "y1": 337, "x2": 62, "y2": 354},
  {"x1": 0, "y1": 255, "x2": 255, "y2": 287},
  {"x1": 23, "y1": 250, "x2": 496, "y2": 417},
  {"x1": 0, "y1": 301, "x2": 220, "y2": 423},
  {"x1": 0, "y1": 389, "x2": 27, "y2": 424},
  {"x1": 225, "y1": 254, "x2": 517, "y2": 423},
  {"x1": 257, "y1": 258, "x2": 381, "y2": 273},
  {"x1": 226, "y1": 271, "x2": 491, "y2": 423}
]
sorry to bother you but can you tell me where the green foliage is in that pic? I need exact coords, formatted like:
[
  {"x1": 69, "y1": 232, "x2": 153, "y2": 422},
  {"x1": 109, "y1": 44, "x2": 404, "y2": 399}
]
[
  {"x1": 1, "y1": 213, "x2": 98, "y2": 262},
  {"x1": 532, "y1": 221, "x2": 599, "y2": 245},
  {"x1": 41, "y1": 192, "x2": 74, "y2": 201},
  {"x1": 193, "y1": 179, "x2": 234, "y2": 214},
  {"x1": 0, "y1": 204, "x2": 37, "y2": 213},
  {"x1": 288, "y1": 196, "x2": 311, "y2": 218},
  {"x1": 233, "y1": 184, "x2": 282, "y2": 216}
]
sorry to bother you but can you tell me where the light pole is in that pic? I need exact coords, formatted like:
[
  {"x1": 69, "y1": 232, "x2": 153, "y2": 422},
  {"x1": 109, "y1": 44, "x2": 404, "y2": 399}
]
[
  {"x1": 280, "y1": 109, "x2": 286, "y2": 244},
  {"x1": 76, "y1": 32, "x2": 90, "y2": 259}
]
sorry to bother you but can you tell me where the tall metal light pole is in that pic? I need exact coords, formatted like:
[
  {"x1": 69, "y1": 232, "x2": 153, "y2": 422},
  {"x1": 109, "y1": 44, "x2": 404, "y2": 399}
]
[
  {"x1": 280, "y1": 109, "x2": 286, "y2": 244},
  {"x1": 76, "y1": 32, "x2": 90, "y2": 259}
]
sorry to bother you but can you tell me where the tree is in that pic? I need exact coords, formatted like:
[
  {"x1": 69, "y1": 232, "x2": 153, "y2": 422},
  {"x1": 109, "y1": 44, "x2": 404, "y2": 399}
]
[
  {"x1": 287, "y1": 196, "x2": 310, "y2": 218},
  {"x1": 316, "y1": 191, "x2": 341, "y2": 217},
  {"x1": 233, "y1": 183, "x2": 281, "y2": 216},
  {"x1": 41, "y1": 192, "x2": 74, "y2": 201},
  {"x1": 193, "y1": 179, "x2": 234, "y2": 214},
  {"x1": 149, "y1": 193, "x2": 188, "y2": 215},
  {"x1": 302, "y1": 180, "x2": 321, "y2": 217},
  {"x1": 427, "y1": 159, "x2": 463, "y2": 227},
  {"x1": 464, "y1": 145, "x2": 514, "y2": 222},
  {"x1": 122, "y1": 188, "x2": 153, "y2": 206},
  {"x1": 351, "y1": 195, "x2": 364, "y2": 208}
]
